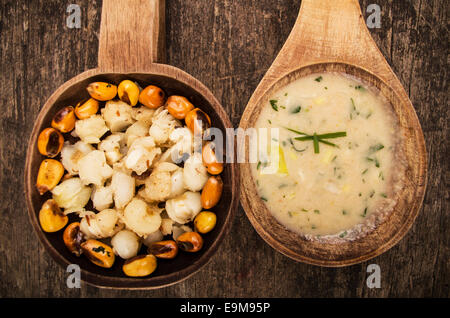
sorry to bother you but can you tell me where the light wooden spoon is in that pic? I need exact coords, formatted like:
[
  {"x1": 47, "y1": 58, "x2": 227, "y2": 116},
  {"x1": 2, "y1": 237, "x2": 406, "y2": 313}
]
[
  {"x1": 239, "y1": 0, "x2": 427, "y2": 266},
  {"x1": 25, "y1": 0, "x2": 238, "y2": 288}
]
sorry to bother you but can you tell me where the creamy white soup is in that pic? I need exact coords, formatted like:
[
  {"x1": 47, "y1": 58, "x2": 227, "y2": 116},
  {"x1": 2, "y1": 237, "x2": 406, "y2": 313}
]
[{"x1": 252, "y1": 73, "x2": 404, "y2": 239}]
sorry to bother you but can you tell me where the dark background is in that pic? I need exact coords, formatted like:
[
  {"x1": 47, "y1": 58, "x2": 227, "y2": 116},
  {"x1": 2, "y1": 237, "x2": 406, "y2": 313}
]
[{"x1": 0, "y1": 0, "x2": 448, "y2": 297}]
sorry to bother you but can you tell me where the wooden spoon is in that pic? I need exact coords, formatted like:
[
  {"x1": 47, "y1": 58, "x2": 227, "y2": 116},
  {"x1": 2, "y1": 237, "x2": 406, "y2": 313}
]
[
  {"x1": 239, "y1": 0, "x2": 427, "y2": 266},
  {"x1": 24, "y1": 0, "x2": 238, "y2": 288}
]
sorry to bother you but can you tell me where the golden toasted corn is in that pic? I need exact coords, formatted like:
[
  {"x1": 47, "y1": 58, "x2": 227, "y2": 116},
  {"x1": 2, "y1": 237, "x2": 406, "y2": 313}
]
[
  {"x1": 185, "y1": 108, "x2": 211, "y2": 135},
  {"x1": 166, "y1": 95, "x2": 194, "y2": 120},
  {"x1": 118, "y1": 80, "x2": 140, "y2": 106},
  {"x1": 63, "y1": 222, "x2": 84, "y2": 256},
  {"x1": 36, "y1": 159, "x2": 64, "y2": 195},
  {"x1": 87, "y1": 82, "x2": 117, "y2": 101},
  {"x1": 201, "y1": 175, "x2": 223, "y2": 209},
  {"x1": 81, "y1": 239, "x2": 115, "y2": 268},
  {"x1": 123, "y1": 254, "x2": 157, "y2": 277},
  {"x1": 194, "y1": 211, "x2": 217, "y2": 234},
  {"x1": 37, "y1": 127, "x2": 64, "y2": 158},
  {"x1": 148, "y1": 240, "x2": 178, "y2": 259},
  {"x1": 176, "y1": 232, "x2": 203, "y2": 252},
  {"x1": 139, "y1": 85, "x2": 165, "y2": 109},
  {"x1": 51, "y1": 106, "x2": 76, "y2": 133},
  {"x1": 202, "y1": 142, "x2": 223, "y2": 175},
  {"x1": 38, "y1": 199, "x2": 68, "y2": 233},
  {"x1": 75, "y1": 98, "x2": 99, "y2": 119}
]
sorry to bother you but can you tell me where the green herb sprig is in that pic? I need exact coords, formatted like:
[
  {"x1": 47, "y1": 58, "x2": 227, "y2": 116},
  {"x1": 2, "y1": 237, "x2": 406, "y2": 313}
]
[
  {"x1": 288, "y1": 138, "x2": 306, "y2": 152},
  {"x1": 270, "y1": 100, "x2": 278, "y2": 111},
  {"x1": 291, "y1": 106, "x2": 301, "y2": 114},
  {"x1": 284, "y1": 127, "x2": 347, "y2": 153}
]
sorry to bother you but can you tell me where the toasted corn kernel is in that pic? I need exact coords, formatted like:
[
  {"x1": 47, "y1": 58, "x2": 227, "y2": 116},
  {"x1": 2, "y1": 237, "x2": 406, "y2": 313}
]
[
  {"x1": 177, "y1": 232, "x2": 203, "y2": 252},
  {"x1": 51, "y1": 106, "x2": 76, "y2": 133},
  {"x1": 148, "y1": 240, "x2": 178, "y2": 259},
  {"x1": 118, "y1": 80, "x2": 140, "y2": 106},
  {"x1": 194, "y1": 211, "x2": 217, "y2": 234},
  {"x1": 201, "y1": 175, "x2": 223, "y2": 209},
  {"x1": 63, "y1": 222, "x2": 84, "y2": 256},
  {"x1": 87, "y1": 82, "x2": 117, "y2": 101},
  {"x1": 202, "y1": 142, "x2": 223, "y2": 175},
  {"x1": 38, "y1": 199, "x2": 68, "y2": 233},
  {"x1": 123, "y1": 254, "x2": 157, "y2": 277},
  {"x1": 81, "y1": 239, "x2": 115, "y2": 268},
  {"x1": 185, "y1": 108, "x2": 211, "y2": 135},
  {"x1": 37, "y1": 127, "x2": 64, "y2": 158},
  {"x1": 36, "y1": 159, "x2": 64, "y2": 195},
  {"x1": 139, "y1": 85, "x2": 165, "y2": 109},
  {"x1": 75, "y1": 98, "x2": 99, "y2": 119},
  {"x1": 166, "y1": 95, "x2": 194, "y2": 120}
]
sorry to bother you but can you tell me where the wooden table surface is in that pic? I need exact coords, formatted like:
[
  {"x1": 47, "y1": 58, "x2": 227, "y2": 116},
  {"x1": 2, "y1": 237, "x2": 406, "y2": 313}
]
[{"x1": 0, "y1": 0, "x2": 447, "y2": 297}]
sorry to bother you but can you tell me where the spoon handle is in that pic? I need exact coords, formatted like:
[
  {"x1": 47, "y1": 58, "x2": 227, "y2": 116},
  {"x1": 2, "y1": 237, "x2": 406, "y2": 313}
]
[
  {"x1": 279, "y1": 0, "x2": 380, "y2": 68},
  {"x1": 98, "y1": 0, "x2": 165, "y2": 73},
  {"x1": 259, "y1": 0, "x2": 400, "y2": 90}
]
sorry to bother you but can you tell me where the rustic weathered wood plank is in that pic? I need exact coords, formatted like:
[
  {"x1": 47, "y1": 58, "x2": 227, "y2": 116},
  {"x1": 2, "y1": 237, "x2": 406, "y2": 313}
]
[{"x1": 0, "y1": 0, "x2": 447, "y2": 297}]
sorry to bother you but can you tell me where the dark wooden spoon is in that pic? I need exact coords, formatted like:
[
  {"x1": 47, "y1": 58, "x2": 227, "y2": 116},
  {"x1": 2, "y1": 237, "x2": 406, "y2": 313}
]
[{"x1": 24, "y1": 0, "x2": 239, "y2": 288}]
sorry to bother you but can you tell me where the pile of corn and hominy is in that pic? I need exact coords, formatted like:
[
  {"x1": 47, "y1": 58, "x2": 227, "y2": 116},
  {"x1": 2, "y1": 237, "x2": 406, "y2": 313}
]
[{"x1": 36, "y1": 80, "x2": 223, "y2": 277}]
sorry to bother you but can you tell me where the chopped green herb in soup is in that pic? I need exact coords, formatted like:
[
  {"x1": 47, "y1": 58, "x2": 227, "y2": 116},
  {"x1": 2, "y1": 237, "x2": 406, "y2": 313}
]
[{"x1": 252, "y1": 73, "x2": 401, "y2": 237}]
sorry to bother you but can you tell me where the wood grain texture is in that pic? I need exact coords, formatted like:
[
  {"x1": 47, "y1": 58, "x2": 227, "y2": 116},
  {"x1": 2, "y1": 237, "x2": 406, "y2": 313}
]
[
  {"x1": 0, "y1": 0, "x2": 448, "y2": 297},
  {"x1": 98, "y1": 0, "x2": 165, "y2": 71}
]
